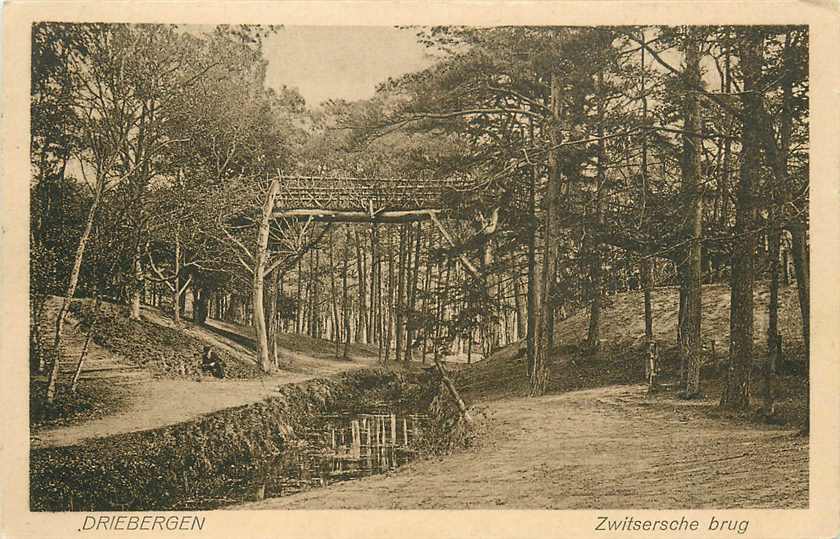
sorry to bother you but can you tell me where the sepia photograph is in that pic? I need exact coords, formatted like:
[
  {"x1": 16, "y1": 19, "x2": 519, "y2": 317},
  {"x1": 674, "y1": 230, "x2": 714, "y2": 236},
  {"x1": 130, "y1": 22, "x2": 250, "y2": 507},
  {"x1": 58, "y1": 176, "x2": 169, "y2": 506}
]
[
  {"x1": 3, "y1": 2, "x2": 840, "y2": 537},
  {"x1": 26, "y1": 20, "x2": 811, "y2": 510}
]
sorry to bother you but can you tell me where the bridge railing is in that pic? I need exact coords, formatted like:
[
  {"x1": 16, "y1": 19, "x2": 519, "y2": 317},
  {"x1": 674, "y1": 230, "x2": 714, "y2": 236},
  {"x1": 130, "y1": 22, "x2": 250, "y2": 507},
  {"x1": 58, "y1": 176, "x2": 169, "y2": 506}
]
[{"x1": 274, "y1": 175, "x2": 473, "y2": 212}]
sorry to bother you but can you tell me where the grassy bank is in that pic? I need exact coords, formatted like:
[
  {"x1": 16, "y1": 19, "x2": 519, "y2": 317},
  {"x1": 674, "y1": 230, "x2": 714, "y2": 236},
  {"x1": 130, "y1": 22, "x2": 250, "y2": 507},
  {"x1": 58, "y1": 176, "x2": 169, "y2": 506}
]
[
  {"x1": 30, "y1": 380, "x2": 131, "y2": 429},
  {"x1": 455, "y1": 283, "x2": 809, "y2": 428},
  {"x1": 72, "y1": 301, "x2": 263, "y2": 379}
]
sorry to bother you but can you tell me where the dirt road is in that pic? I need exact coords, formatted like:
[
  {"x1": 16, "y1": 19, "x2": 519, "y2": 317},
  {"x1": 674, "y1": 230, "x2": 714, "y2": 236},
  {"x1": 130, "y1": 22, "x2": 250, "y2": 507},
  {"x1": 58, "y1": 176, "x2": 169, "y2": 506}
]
[{"x1": 239, "y1": 384, "x2": 808, "y2": 509}]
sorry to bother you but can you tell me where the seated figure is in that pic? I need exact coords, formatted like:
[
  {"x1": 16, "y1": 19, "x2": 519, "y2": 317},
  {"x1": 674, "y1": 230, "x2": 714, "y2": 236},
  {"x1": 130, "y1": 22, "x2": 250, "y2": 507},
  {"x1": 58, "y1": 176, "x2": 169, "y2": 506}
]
[{"x1": 201, "y1": 346, "x2": 225, "y2": 379}]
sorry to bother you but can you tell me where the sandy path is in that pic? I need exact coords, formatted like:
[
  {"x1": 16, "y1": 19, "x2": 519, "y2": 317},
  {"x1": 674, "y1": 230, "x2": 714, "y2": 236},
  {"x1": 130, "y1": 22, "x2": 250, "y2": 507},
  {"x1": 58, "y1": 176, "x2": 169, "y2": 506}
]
[
  {"x1": 31, "y1": 358, "x2": 367, "y2": 449},
  {"x1": 239, "y1": 384, "x2": 807, "y2": 510}
]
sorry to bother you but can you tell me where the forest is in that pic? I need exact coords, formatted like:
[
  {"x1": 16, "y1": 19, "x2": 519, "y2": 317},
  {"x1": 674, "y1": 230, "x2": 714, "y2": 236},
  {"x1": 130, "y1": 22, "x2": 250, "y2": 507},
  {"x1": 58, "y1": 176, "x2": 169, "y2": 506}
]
[{"x1": 30, "y1": 23, "x2": 809, "y2": 425}]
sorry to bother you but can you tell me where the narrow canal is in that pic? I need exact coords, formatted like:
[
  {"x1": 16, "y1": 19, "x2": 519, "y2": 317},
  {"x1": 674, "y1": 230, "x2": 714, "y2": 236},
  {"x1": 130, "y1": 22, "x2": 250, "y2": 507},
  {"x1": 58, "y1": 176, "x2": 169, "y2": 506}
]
[{"x1": 254, "y1": 410, "x2": 427, "y2": 500}]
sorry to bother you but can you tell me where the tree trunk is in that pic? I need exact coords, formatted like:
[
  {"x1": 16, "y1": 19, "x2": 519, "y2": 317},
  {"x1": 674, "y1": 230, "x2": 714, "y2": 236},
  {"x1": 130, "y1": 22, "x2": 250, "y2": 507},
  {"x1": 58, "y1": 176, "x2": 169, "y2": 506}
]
[
  {"x1": 789, "y1": 223, "x2": 809, "y2": 357},
  {"x1": 354, "y1": 228, "x2": 368, "y2": 343},
  {"x1": 512, "y1": 267, "x2": 527, "y2": 341},
  {"x1": 641, "y1": 258, "x2": 654, "y2": 342},
  {"x1": 432, "y1": 355, "x2": 472, "y2": 424},
  {"x1": 128, "y1": 101, "x2": 151, "y2": 322},
  {"x1": 638, "y1": 35, "x2": 655, "y2": 348},
  {"x1": 395, "y1": 224, "x2": 408, "y2": 362},
  {"x1": 172, "y1": 229, "x2": 181, "y2": 326},
  {"x1": 432, "y1": 257, "x2": 443, "y2": 365},
  {"x1": 585, "y1": 229, "x2": 603, "y2": 352},
  {"x1": 404, "y1": 223, "x2": 416, "y2": 361},
  {"x1": 48, "y1": 177, "x2": 104, "y2": 403},
  {"x1": 717, "y1": 33, "x2": 733, "y2": 242},
  {"x1": 267, "y1": 267, "x2": 281, "y2": 366},
  {"x1": 781, "y1": 241, "x2": 791, "y2": 287},
  {"x1": 178, "y1": 278, "x2": 187, "y2": 318},
  {"x1": 766, "y1": 58, "x2": 785, "y2": 380},
  {"x1": 371, "y1": 224, "x2": 383, "y2": 359},
  {"x1": 295, "y1": 257, "x2": 303, "y2": 334},
  {"x1": 343, "y1": 227, "x2": 352, "y2": 359},
  {"x1": 385, "y1": 228, "x2": 395, "y2": 362},
  {"x1": 264, "y1": 270, "x2": 277, "y2": 355},
  {"x1": 171, "y1": 171, "x2": 183, "y2": 325},
  {"x1": 253, "y1": 179, "x2": 280, "y2": 373},
  {"x1": 586, "y1": 70, "x2": 607, "y2": 352},
  {"x1": 441, "y1": 258, "x2": 453, "y2": 358},
  {"x1": 129, "y1": 241, "x2": 143, "y2": 320},
  {"x1": 31, "y1": 290, "x2": 47, "y2": 373},
  {"x1": 721, "y1": 31, "x2": 762, "y2": 411},
  {"x1": 531, "y1": 73, "x2": 563, "y2": 397},
  {"x1": 679, "y1": 27, "x2": 704, "y2": 399},
  {"x1": 71, "y1": 293, "x2": 101, "y2": 393},
  {"x1": 226, "y1": 294, "x2": 242, "y2": 324},
  {"x1": 273, "y1": 300, "x2": 283, "y2": 365},
  {"x1": 310, "y1": 248, "x2": 322, "y2": 339},
  {"x1": 406, "y1": 222, "x2": 422, "y2": 362},
  {"x1": 777, "y1": 31, "x2": 808, "y2": 359},
  {"x1": 422, "y1": 227, "x2": 434, "y2": 364},
  {"x1": 303, "y1": 256, "x2": 312, "y2": 336},
  {"x1": 526, "y1": 141, "x2": 541, "y2": 390},
  {"x1": 194, "y1": 287, "x2": 209, "y2": 324},
  {"x1": 677, "y1": 267, "x2": 687, "y2": 382},
  {"x1": 765, "y1": 216, "x2": 780, "y2": 412},
  {"x1": 328, "y1": 228, "x2": 340, "y2": 356}
]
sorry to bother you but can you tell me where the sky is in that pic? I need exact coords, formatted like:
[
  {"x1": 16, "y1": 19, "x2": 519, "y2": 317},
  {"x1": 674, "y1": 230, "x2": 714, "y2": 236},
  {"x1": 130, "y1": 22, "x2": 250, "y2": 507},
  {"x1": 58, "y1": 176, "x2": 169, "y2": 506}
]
[
  {"x1": 260, "y1": 27, "x2": 727, "y2": 109},
  {"x1": 262, "y1": 26, "x2": 437, "y2": 108}
]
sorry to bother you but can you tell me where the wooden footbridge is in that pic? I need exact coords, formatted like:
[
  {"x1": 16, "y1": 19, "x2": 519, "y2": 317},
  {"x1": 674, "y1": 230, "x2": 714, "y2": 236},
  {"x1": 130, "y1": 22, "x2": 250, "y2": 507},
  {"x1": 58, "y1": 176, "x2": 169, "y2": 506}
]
[
  {"x1": 272, "y1": 175, "x2": 477, "y2": 223},
  {"x1": 260, "y1": 174, "x2": 496, "y2": 279}
]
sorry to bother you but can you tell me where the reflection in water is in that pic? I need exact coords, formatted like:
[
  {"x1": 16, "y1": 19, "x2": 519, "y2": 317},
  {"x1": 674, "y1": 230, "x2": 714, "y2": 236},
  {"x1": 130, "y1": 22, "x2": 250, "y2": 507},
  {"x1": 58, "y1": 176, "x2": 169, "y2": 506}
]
[{"x1": 264, "y1": 412, "x2": 425, "y2": 498}]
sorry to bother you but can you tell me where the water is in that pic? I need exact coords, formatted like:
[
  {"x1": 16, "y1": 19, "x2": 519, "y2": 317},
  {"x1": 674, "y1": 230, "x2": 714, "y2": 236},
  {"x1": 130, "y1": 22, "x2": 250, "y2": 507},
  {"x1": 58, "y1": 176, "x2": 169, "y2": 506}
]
[{"x1": 262, "y1": 411, "x2": 426, "y2": 498}]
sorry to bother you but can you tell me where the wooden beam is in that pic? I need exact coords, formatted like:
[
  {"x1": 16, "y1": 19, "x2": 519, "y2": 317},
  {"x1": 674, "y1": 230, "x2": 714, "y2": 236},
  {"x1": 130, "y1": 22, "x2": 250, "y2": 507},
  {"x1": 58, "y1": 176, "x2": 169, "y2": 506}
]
[{"x1": 272, "y1": 209, "x2": 441, "y2": 223}]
